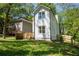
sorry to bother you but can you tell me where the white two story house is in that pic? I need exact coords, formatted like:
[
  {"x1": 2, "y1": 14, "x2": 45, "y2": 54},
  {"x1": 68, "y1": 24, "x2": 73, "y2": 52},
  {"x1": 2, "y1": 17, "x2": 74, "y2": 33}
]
[{"x1": 32, "y1": 6, "x2": 59, "y2": 40}]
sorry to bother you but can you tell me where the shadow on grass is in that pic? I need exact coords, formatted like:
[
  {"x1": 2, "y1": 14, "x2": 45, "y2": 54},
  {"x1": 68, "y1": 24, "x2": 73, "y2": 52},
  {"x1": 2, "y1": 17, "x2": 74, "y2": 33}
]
[
  {"x1": 0, "y1": 49, "x2": 30, "y2": 56},
  {"x1": 29, "y1": 42, "x2": 79, "y2": 56},
  {"x1": 0, "y1": 40, "x2": 78, "y2": 56}
]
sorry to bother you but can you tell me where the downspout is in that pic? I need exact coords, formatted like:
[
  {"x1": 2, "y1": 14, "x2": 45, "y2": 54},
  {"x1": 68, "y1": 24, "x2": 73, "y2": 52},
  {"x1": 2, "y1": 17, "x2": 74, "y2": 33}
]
[
  {"x1": 34, "y1": 13, "x2": 35, "y2": 40},
  {"x1": 50, "y1": 11, "x2": 52, "y2": 40}
]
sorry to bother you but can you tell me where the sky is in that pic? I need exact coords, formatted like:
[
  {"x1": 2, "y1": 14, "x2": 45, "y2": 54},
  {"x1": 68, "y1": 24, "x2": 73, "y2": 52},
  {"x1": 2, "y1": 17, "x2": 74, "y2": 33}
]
[{"x1": 56, "y1": 3, "x2": 79, "y2": 13}]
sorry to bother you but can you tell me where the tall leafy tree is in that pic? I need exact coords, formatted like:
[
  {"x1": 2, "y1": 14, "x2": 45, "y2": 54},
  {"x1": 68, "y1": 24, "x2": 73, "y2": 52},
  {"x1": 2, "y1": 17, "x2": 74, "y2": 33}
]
[
  {"x1": 57, "y1": 4, "x2": 78, "y2": 32},
  {"x1": 11, "y1": 3, "x2": 35, "y2": 20},
  {"x1": 0, "y1": 3, "x2": 13, "y2": 39},
  {"x1": 0, "y1": 3, "x2": 35, "y2": 39},
  {"x1": 56, "y1": 3, "x2": 79, "y2": 43},
  {"x1": 63, "y1": 8, "x2": 79, "y2": 45}
]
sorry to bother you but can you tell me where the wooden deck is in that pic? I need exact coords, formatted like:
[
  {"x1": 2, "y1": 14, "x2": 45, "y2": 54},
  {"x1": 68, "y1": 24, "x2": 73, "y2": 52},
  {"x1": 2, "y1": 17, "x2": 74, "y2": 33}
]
[{"x1": 16, "y1": 32, "x2": 33, "y2": 39}]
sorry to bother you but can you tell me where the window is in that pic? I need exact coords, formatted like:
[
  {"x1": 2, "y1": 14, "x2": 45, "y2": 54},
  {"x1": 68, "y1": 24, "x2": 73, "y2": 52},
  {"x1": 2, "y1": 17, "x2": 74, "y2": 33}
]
[
  {"x1": 38, "y1": 12, "x2": 41, "y2": 19},
  {"x1": 38, "y1": 11, "x2": 45, "y2": 19},
  {"x1": 39, "y1": 26, "x2": 45, "y2": 33},
  {"x1": 42, "y1": 12, "x2": 45, "y2": 18}
]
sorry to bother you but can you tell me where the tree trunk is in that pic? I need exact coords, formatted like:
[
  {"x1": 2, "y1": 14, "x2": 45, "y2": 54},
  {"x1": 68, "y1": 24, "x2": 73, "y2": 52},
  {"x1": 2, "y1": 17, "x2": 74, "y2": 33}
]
[
  {"x1": 3, "y1": 23, "x2": 6, "y2": 39},
  {"x1": 3, "y1": 4, "x2": 11, "y2": 39},
  {"x1": 71, "y1": 27, "x2": 79, "y2": 45}
]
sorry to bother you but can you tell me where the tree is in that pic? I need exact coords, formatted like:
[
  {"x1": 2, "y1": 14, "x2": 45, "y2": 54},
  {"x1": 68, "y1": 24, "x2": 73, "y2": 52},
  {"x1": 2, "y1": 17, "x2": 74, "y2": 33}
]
[
  {"x1": 63, "y1": 8, "x2": 79, "y2": 45},
  {"x1": 11, "y1": 3, "x2": 35, "y2": 21},
  {"x1": 0, "y1": 3, "x2": 13, "y2": 39},
  {"x1": 0, "y1": 3, "x2": 35, "y2": 39},
  {"x1": 56, "y1": 3, "x2": 77, "y2": 34}
]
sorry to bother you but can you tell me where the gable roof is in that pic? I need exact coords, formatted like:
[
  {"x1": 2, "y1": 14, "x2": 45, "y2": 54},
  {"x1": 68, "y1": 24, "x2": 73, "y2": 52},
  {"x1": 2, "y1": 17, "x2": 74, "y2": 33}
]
[
  {"x1": 16, "y1": 18, "x2": 32, "y2": 24},
  {"x1": 33, "y1": 5, "x2": 51, "y2": 15}
]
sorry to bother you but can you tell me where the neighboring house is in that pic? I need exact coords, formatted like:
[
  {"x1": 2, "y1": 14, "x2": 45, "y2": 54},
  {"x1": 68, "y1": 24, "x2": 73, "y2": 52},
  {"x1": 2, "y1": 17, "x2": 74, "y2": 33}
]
[
  {"x1": 15, "y1": 18, "x2": 32, "y2": 39},
  {"x1": 15, "y1": 18, "x2": 32, "y2": 33},
  {"x1": 32, "y1": 6, "x2": 59, "y2": 40}
]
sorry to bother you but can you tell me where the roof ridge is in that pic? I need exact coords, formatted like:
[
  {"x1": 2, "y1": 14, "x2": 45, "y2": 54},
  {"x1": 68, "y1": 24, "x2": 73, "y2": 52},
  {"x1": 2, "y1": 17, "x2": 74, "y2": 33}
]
[
  {"x1": 33, "y1": 5, "x2": 51, "y2": 15},
  {"x1": 17, "y1": 18, "x2": 32, "y2": 24}
]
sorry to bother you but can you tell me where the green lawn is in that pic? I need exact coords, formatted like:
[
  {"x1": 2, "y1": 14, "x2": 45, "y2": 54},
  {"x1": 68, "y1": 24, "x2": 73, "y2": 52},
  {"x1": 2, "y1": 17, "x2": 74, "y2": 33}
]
[{"x1": 0, "y1": 37, "x2": 79, "y2": 56}]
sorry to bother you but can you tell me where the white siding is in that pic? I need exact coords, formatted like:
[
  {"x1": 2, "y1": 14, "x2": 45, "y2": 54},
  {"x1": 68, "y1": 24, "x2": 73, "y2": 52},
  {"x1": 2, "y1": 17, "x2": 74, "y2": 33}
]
[
  {"x1": 50, "y1": 14, "x2": 59, "y2": 40},
  {"x1": 33, "y1": 8, "x2": 59, "y2": 40},
  {"x1": 15, "y1": 21, "x2": 32, "y2": 33},
  {"x1": 22, "y1": 21, "x2": 32, "y2": 32},
  {"x1": 15, "y1": 22, "x2": 23, "y2": 32},
  {"x1": 34, "y1": 9, "x2": 50, "y2": 40}
]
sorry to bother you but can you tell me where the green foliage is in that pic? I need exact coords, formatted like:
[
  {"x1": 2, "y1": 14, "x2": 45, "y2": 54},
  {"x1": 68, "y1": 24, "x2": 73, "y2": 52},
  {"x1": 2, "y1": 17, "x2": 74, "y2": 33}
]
[
  {"x1": 25, "y1": 16, "x2": 33, "y2": 21},
  {"x1": 0, "y1": 3, "x2": 35, "y2": 36},
  {"x1": 63, "y1": 8, "x2": 79, "y2": 43},
  {"x1": 0, "y1": 39, "x2": 78, "y2": 56},
  {"x1": 11, "y1": 3, "x2": 34, "y2": 20},
  {"x1": 0, "y1": 3, "x2": 35, "y2": 21},
  {"x1": 57, "y1": 3, "x2": 79, "y2": 35}
]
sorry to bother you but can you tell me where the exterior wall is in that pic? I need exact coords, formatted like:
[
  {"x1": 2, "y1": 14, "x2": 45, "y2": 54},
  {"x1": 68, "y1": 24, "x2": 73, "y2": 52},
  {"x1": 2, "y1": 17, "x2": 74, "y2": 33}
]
[
  {"x1": 32, "y1": 18, "x2": 35, "y2": 38},
  {"x1": 15, "y1": 21, "x2": 32, "y2": 39},
  {"x1": 15, "y1": 22, "x2": 23, "y2": 32},
  {"x1": 15, "y1": 21, "x2": 32, "y2": 33},
  {"x1": 34, "y1": 9, "x2": 50, "y2": 40},
  {"x1": 50, "y1": 13, "x2": 59, "y2": 40},
  {"x1": 22, "y1": 21, "x2": 32, "y2": 32}
]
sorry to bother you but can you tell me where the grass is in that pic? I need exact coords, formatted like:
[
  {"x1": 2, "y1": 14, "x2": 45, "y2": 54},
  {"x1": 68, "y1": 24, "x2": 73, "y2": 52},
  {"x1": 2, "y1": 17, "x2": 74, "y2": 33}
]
[{"x1": 0, "y1": 37, "x2": 79, "y2": 56}]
